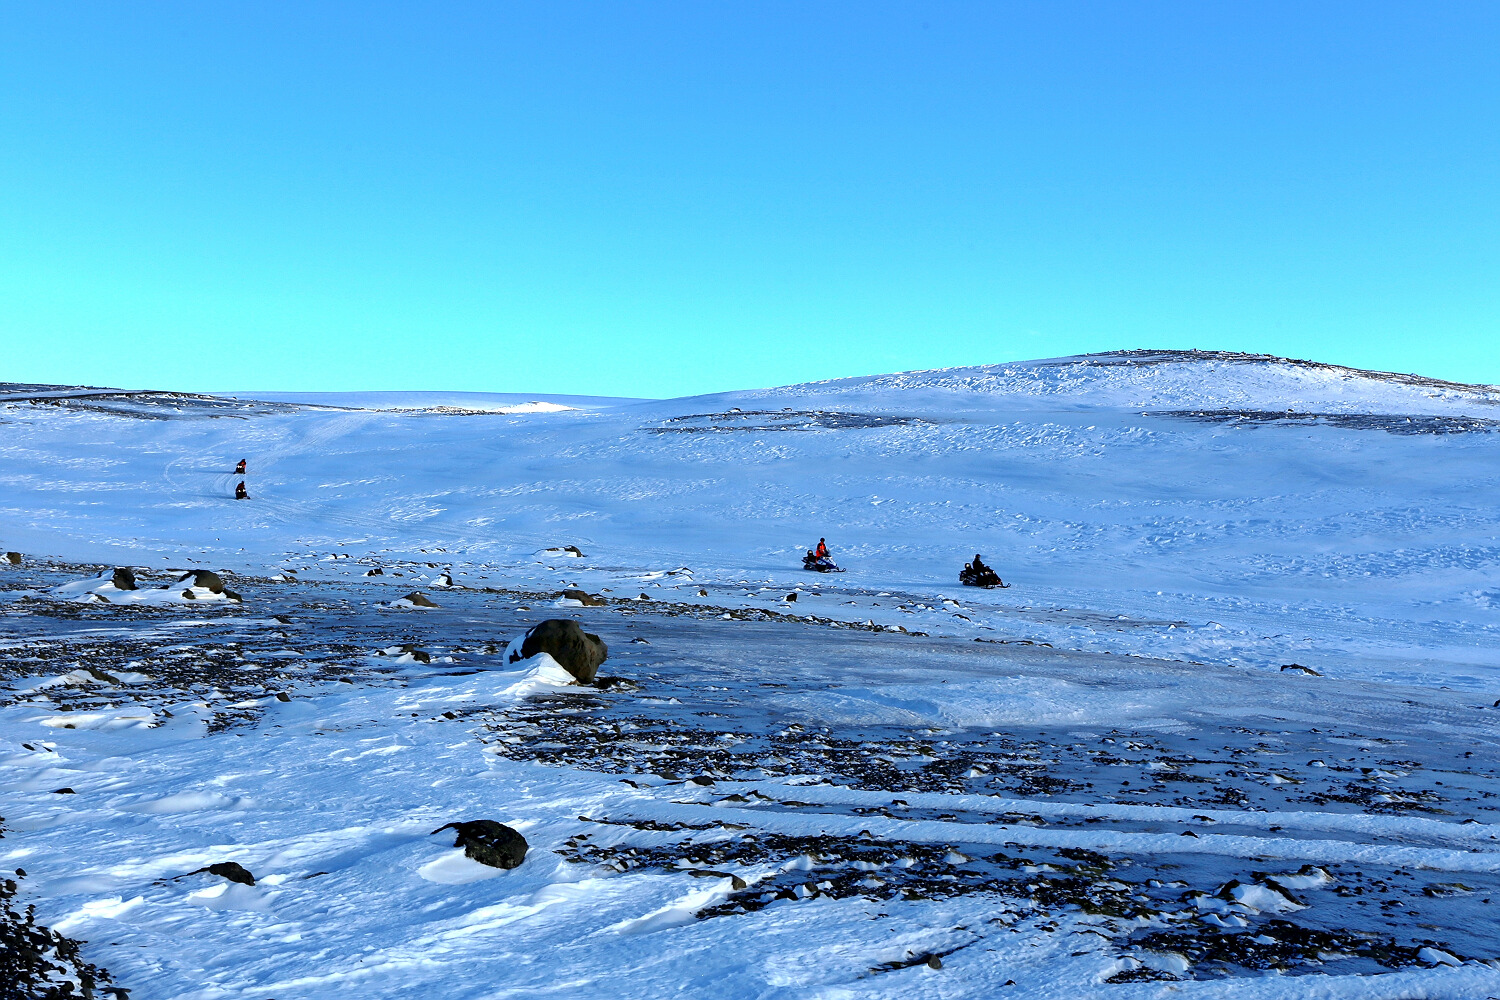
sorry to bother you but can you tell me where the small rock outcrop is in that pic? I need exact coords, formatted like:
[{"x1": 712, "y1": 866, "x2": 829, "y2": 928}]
[
  {"x1": 511, "y1": 619, "x2": 607, "y2": 683},
  {"x1": 560, "y1": 588, "x2": 607, "y2": 607},
  {"x1": 402, "y1": 592, "x2": 439, "y2": 608},
  {"x1": 178, "y1": 569, "x2": 225, "y2": 593},
  {"x1": 182, "y1": 861, "x2": 256, "y2": 886},
  {"x1": 4, "y1": 552, "x2": 20, "y2": 565},
  {"x1": 111, "y1": 567, "x2": 137, "y2": 590},
  {"x1": 431, "y1": 820, "x2": 528, "y2": 869}
]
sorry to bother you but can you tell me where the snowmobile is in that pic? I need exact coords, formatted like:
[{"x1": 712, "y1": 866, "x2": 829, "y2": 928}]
[
  {"x1": 802, "y1": 552, "x2": 844, "y2": 573},
  {"x1": 959, "y1": 563, "x2": 1008, "y2": 589},
  {"x1": 235, "y1": 481, "x2": 249, "y2": 500},
  {"x1": 234, "y1": 459, "x2": 246, "y2": 475}
]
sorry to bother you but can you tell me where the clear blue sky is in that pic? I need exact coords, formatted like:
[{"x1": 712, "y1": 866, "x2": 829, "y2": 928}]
[{"x1": 1, "y1": 3, "x2": 1496, "y2": 397}]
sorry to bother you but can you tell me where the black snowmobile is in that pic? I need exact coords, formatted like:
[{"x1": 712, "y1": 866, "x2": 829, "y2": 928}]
[
  {"x1": 959, "y1": 557, "x2": 1007, "y2": 589},
  {"x1": 802, "y1": 552, "x2": 844, "y2": 573}
]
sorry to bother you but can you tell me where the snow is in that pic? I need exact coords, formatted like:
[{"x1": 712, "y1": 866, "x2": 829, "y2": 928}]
[{"x1": 1, "y1": 351, "x2": 1499, "y2": 997}]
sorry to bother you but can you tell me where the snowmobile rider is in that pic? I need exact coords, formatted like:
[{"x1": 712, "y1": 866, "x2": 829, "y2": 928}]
[
  {"x1": 815, "y1": 538, "x2": 830, "y2": 560},
  {"x1": 235, "y1": 481, "x2": 249, "y2": 500},
  {"x1": 972, "y1": 553, "x2": 990, "y2": 575},
  {"x1": 234, "y1": 459, "x2": 246, "y2": 475}
]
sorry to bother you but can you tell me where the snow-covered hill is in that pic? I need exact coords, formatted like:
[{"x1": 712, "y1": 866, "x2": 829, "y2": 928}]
[
  {"x1": 2, "y1": 351, "x2": 1499, "y2": 998},
  {"x1": 3, "y1": 350, "x2": 1499, "y2": 682}
]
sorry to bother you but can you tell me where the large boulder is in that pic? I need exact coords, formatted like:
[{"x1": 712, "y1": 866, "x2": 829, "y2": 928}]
[
  {"x1": 111, "y1": 567, "x2": 137, "y2": 591},
  {"x1": 431, "y1": 820, "x2": 528, "y2": 869},
  {"x1": 510, "y1": 619, "x2": 607, "y2": 683},
  {"x1": 178, "y1": 569, "x2": 225, "y2": 593},
  {"x1": 560, "y1": 588, "x2": 606, "y2": 607}
]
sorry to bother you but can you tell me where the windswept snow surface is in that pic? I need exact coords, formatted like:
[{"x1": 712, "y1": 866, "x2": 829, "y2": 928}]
[{"x1": 2, "y1": 351, "x2": 1500, "y2": 997}]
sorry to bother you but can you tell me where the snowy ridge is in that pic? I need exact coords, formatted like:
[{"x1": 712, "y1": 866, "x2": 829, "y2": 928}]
[{"x1": 726, "y1": 350, "x2": 1500, "y2": 415}]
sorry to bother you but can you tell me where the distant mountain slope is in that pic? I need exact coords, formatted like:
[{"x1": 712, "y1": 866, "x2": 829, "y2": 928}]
[{"x1": 725, "y1": 350, "x2": 1500, "y2": 416}]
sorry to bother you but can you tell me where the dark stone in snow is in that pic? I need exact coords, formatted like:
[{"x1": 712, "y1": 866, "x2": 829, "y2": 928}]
[
  {"x1": 111, "y1": 567, "x2": 136, "y2": 590},
  {"x1": 4, "y1": 552, "x2": 20, "y2": 565},
  {"x1": 184, "y1": 861, "x2": 255, "y2": 886},
  {"x1": 511, "y1": 619, "x2": 608, "y2": 683},
  {"x1": 432, "y1": 820, "x2": 528, "y2": 869},
  {"x1": 561, "y1": 588, "x2": 607, "y2": 606},
  {"x1": 52, "y1": 788, "x2": 74, "y2": 794},
  {"x1": 402, "y1": 592, "x2": 439, "y2": 607},
  {"x1": 1280, "y1": 663, "x2": 1321, "y2": 676},
  {"x1": 178, "y1": 569, "x2": 225, "y2": 593},
  {"x1": 365, "y1": 567, "x2": 384, "y2": 576},
  {"x1": 785, "y1": 592, "x2": 797, "y2": 602},
  {"x1": 209, "y1": 862, "x2": 255, "y2": 886}
]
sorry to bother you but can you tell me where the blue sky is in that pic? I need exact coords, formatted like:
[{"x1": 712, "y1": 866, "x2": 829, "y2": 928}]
[{"x1": 1, "y1": 2, "x2": 1496, "y2": 397}]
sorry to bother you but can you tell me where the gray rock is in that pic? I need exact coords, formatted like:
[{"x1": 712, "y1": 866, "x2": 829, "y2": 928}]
[
  {"x1": 111, "y1": 567, "x2": 137, "y2": 590},
  {"x1": 511, "y1": 619, "x2": 608, "y2": 683},
  {"x1": 431, "y1": 820, "x2": 527, "y2": 869}
]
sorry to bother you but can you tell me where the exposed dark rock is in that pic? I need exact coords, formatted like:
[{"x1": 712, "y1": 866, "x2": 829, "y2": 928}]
[
  {"x1": 206, "y1": 862, "x2": 255, "y2": 886},
  {"x1": 365, "y1": 567, "x2": 384, "y2": 576},
  {"x1": 593, "y1": 676, "x2": 637, "y2": 691},
  {"x1": 4, "y1": 552, "x2": 20, "y2": 565},
  {"x1": 785, "y1": 592, "x2": 797, "y2": 602},
  {"x1": 182, "y1": 861, "x2": 256, "y2": 886},
  {"x1": 178, "y1": 569, "x2": 225, "y2": 593},
  {"x1": 431, "y1": 820, "x2": 528, "y2": 869},
  {"x1": 111, "y1": 567, "x2": 137, "y2": 590},
  {"x1": 402, "y1": 592, "x2": 439, "y2": 608},
  {"x1": 510, "y1": 619, "x2": 608, "y2": 683},
  {"x1": 1281, "y1": 664, "x2": 1321, "y2": 676},
  {"x1": 0, "y1": 863, "x2": 118, "y2": 997},
  {"x1": 52, "y1": 788, "x2": 74, "y2": 795},
  {"x1": 561, "y1": 588, "x2": 607, "y2": 606}
]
